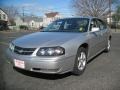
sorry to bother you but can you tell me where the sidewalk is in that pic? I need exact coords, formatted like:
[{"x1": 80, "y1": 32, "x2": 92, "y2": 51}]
[
  {"x1": 111, "y1": 29, "x2": 120, "y2": 33},
  {"x1": 0, "y1": 29, "x2": 40, "y2": 33}
]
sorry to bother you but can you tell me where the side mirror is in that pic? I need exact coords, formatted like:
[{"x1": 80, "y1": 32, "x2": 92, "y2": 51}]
[{"x1": 91, "y1": 27, "x2": 99, "y2": 32}]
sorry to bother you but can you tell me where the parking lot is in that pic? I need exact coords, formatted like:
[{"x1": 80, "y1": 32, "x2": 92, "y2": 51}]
[{"x1": 0, "y1": 30, "x2": 120, "y2": 90}]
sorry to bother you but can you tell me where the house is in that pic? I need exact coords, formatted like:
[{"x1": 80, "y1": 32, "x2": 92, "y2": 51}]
[
  {"x1": 43, "y1": 12, "x2": 62, "y2": 27},
  {"x1": 24, "y1": 16, "x2": 43, "y2": 29},
  {"x1": 0, "y1": 8, "x2": 9, "y2": 30},
  {"x1": 107, "y1": 12, "x2": 115, "y2": 24},
  {"x1": 15, "y1": 16, "x2": 43, "y2": 30}
]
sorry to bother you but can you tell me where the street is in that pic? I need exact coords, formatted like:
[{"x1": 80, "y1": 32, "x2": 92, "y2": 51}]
[{"x1": 0, "y1": 31, "x2": 120, "y2": 90}]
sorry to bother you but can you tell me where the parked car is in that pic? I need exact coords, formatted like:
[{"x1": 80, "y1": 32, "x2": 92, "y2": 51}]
[{"x1": 7, "y1": 17, "x2": 112, "y2": 75}]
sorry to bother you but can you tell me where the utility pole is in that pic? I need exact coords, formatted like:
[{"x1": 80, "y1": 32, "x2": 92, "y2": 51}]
[
  {"x1": 109, "y1": 0, "x2": 111, "y2": 26},
  {"x1": 22, "y1": 6, "x2": 25, "y2": 22}
]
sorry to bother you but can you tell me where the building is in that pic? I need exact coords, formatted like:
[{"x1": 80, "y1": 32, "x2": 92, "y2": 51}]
[
  {"x1": 0, "y1": 8, "x2": 8, "y2": 30},
  {"x1": 107, "y1": 12, "x2": 116, "y2": 24},
  {"x1": 43, "y1": 12, "x2": 62, "y2": 27},
  {"x1": 24, "y1": 16, "x2": 43, "y2": 29},
  {"x1": 15, "y1": 16, "x2": 43, "y2": 30},
  {"x1": 14, "y1": 12, "x2": 62, "y2": 30}
]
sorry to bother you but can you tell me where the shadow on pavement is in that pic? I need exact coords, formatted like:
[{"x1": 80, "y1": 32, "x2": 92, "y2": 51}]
[
  {"x1": 87, "y1": 51, "x2": 104, "y2": 64},
  {"x1": 13, "y1": 51, "x2": 105, "y2": 80},
  {"x1": 13, "y1": 67, "x2": 72, "y2": 80}
]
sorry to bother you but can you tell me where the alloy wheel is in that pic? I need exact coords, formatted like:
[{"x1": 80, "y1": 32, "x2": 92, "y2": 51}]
[{"x1": 77, "y1": 52, "x2": 86, "y2": 71}]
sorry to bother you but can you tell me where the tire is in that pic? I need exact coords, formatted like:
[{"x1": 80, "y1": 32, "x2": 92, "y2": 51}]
[
  {"x1": 104, "y1": 39, "x2": 111, "y2": 52},
  {"x1": 72, "y1": 47, "x2": 87, "y2": 75}
]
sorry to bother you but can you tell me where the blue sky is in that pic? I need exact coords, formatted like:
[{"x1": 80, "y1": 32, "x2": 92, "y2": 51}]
[{"x1": 0, "y1": 0, "x2": 73, "y2": 16}]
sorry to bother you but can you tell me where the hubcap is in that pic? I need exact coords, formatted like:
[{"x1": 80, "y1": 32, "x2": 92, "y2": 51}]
[
  {"x1": 107, "y1": 40, "x2": 111, "y2": 50},
  {"x1": 77, "y1": 52, "x2": 86, "y2": 71}
]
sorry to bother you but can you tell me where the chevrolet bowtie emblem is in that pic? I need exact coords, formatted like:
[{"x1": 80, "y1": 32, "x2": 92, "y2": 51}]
[{"x1": 18, "y1": 49, "x2": 23, "y2": 53}]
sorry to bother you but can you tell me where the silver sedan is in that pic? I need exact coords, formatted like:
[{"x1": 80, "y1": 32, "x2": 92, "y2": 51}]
[{"x1": 7, "y1": 17, "x2": 112, "y2": 75}]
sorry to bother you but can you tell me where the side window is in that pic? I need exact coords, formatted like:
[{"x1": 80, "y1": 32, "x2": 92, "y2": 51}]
[
  {"x1": 97, "y1": 19, "x2": 107, "y2": 30},
  {"x1": 3, "y1": 14, "x2": 6, "y2": 20},
  {"x1": 90, "y1": 19, "x2": 100, "y2": 31}
]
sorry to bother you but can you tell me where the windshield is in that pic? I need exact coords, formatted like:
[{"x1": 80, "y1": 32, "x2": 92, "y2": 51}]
[{"x1": 42, "y1": 18, "x2": 89, "y2": 32}]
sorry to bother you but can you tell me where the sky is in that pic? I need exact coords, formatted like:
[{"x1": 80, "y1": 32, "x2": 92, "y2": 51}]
[{"x1": 0, "y1": 0, "x2": 73, "y2": 17}]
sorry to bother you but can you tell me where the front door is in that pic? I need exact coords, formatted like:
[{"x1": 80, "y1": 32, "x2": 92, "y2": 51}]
[
  {"x1": 97, "y1": 19, "x2": 108, "y2": 49},
  {"x1": 88, "y1": 19, "x2": 103, "y2": 58}
]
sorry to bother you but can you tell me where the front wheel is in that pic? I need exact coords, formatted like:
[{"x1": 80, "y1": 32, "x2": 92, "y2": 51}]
[{"x1": 72, "y1": 47, "x2": 87, "y2": 75}]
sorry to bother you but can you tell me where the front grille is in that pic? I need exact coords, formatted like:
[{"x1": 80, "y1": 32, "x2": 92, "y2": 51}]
[{"x1": 14, "y1": 46, "x2": 36, "y2": 55}]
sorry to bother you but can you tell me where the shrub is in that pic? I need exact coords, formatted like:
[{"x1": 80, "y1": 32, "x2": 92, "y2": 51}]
[{"x1": 19, "y1": 25, "x2": 28, "y2": 30}]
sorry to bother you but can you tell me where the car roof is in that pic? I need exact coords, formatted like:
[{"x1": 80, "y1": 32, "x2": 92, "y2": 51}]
[{"x1": 61, "y1": 16, "x2": 99, "y2": 20}]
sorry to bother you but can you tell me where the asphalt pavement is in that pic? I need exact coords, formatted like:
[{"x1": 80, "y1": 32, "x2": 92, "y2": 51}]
[{"x1": 0, "y1": 31, "x2": 120, "y2": 90}]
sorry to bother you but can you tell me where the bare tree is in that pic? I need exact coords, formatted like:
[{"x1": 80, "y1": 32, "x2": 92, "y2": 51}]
[
  {"x1": 2, "y1": 6, "x2": 18, "y2": 18},
  {"x1": 1, "y1": 6, "x2": 19, "y2": 25},
  {"x1": 72, "y1": 0, "x2": 110, "y2": 19}
]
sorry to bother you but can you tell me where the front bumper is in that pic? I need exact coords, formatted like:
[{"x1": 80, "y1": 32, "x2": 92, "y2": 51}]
[{"x1": 6, "y1": 49, "x2": 75, "y2": 74}]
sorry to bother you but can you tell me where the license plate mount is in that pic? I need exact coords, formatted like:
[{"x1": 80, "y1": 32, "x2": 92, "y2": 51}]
[{"x1": 14, "y1": 59, "x2": 25, "y2": 69}]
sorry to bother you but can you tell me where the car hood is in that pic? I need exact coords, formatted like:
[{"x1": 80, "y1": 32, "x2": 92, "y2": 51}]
[{"x1": 13, "y1": 32, "x2": 86, "y2": 48}]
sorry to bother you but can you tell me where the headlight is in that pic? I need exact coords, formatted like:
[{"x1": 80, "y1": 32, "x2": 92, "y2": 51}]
[
  {"x1": 37, "y1": 46, "x2": 65, "y2": 56},
  {"x1": 9, "y1": 43, "x2": 15, "y2": 51}
]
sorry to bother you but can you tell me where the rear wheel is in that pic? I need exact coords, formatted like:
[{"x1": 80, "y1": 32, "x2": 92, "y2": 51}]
[
  {"x1": 104, "y1": 39, "x2": 111, "y2": 52},
  {"x1": 72, "y1": 47, "x2": 87, "y2": 75}
]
